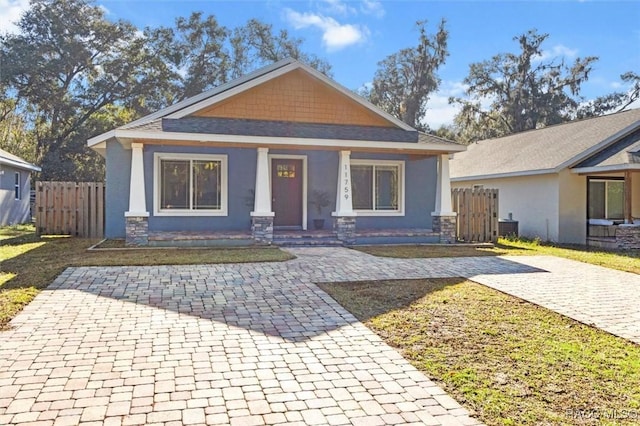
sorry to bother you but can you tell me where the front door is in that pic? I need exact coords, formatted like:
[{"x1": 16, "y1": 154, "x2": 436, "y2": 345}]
[{"x1": 272, "y1": 158, "x2": 303, "y2": 227}]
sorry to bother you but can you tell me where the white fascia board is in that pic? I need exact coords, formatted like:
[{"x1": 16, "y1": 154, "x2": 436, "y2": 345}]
[
  {"x1": 450, "y1": 168, "x2": 557, "y2": 182},
  {"x1": 112, "y1": 129, "x2": 466, "y2": 154},
  {"x1": 88, "y1": 130, "x2": 116, "y2": 147},
  {"x1": 559, "y1": 121, "x2": 640, "y2": 170},
  {"x1": 571, "y1": 164, "x2": 640, "y2": 174},
  {"x1": 0, "y1": 157, "x2": 41, "y2": 172}
]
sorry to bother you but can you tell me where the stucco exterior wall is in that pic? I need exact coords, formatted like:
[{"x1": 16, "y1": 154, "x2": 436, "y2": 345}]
[
  {"x1": 452, "y1": 174, "x2": 560, "y2": 242},
  {"x1": 0, "y1": 166, "x2": 32, "y2": 226},
  {"x1": 105, "y1": 142, "x2": 439, "y2": 237},
  {"x1": 557, "y1": 170, "x2": 587, "y2": 244},
  {"x1": 194, "y1": 69, "x2": 393, "y2": 128}
]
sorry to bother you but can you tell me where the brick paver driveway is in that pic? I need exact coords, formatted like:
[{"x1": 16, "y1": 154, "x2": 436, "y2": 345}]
[{"x1": 1, "y1": 247, "x2": 638, "y2": 425}]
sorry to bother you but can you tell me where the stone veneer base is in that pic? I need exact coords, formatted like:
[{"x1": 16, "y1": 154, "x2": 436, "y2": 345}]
[
  {"x1": 334, "y1": 216, "x2": 356, "y2": 245},
  {"x1": 125, "y1": 216, "x2": 149, "y2": 246},
  {"x1": 252, "y1": 216, "x2": 274, "y2": 244},
  {"x1": 616, "y1": 225, "x2": 640, "y2": 249},
  {"x1": 432, "y1": 215, "x2": 457, "y2": 244}
]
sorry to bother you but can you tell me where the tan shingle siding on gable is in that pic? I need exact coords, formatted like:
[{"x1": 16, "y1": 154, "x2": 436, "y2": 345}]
[{"x1": 192, "y1": 69, "x2": 395, "y2": 128}]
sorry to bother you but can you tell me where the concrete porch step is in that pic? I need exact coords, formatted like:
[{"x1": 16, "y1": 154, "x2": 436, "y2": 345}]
[{"x1": 273, "y1": 237, "x2": 343, "y2": 247}]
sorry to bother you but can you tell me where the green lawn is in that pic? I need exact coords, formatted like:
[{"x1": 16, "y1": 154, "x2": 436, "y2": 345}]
[
  {"x1": 319, "y1": 278, "x2": 640, "y2": 426},
  {"x1": 355, "y1": 238, "x2": 640, "y2": 274},
  {"x1": 0, "y1": 226, "x2": 294, "y2": 330}
]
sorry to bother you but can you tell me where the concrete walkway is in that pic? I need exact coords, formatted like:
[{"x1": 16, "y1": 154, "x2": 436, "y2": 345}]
[{"x1": 1, "y1": 248, "x2": 638, "y2": 426}]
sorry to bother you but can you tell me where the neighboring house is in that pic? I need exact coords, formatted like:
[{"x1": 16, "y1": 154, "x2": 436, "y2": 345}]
[
  {"x1": 0, "y1": 148, "x2": 41, "y2": 226},
  {"x1": 88, "y1": 58, "x2": 464, "y2": 246},
  {"x1": 450, "y1": 109, "x2": 640, "y2": 249}
]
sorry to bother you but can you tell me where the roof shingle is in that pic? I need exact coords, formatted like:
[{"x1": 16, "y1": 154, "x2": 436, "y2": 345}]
[{"x1": 451, "y1": 109, "x2": 640, "y2": 179}]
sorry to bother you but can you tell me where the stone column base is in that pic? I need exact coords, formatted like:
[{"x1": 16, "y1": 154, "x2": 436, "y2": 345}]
[
  {"x1": 252, "y1": 216, "x2": 274, "y2": 244},
  {"x1": 334, "y1": 216, "x2": 356, "y2": 245},
  {"x1": 432, "y1": 215, "x2": 457, "y2": 244},
  {"x1": 616, "y1": 225, "x2": 640, "y2": 249},
  {"x1": 125, "y1": 216, "x2": 149, "y2": 246}
]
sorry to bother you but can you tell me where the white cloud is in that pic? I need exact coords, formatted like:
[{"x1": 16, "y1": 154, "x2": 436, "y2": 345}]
[
  {"x1": 0, "y1": 0, "x2": 29, "y2": 34},
  {"x1": 320, "y1": 0, "x2": 355, "y2": 16},
  {"x1": 533, "y1": 44, "x2": 579, "y2": 62},
  {"x1": 360, "y1": 0, "x2": 385, "y2": 18},
  {"x1": 422, "y1": 81, "x2": 468, "y2": 129},
  {"x1": 284, "y1": 8, "x2": 369, "y2": 51}
]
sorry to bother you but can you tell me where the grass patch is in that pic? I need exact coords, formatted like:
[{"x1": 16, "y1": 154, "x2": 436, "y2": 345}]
[
  {"x1": 355, "y1": 238, "x2": 640, "y2": 274},
  {"x1": 0, "y1": 224, "x2": 36, "y2": 241},
  {"x1": 319, "y1": 279, "x2": 640, "y2": 425},
  {"x1": 0, "y1": 228, "x2": 294, "y2": 330}
]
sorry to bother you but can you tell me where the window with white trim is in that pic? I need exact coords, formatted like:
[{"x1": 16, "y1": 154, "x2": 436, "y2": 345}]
[
  {"x1": 588, "y1": 178, "x2": 623, "y2": 220},
  {"x1": 350, "y1": 160, "x2": 404, "y2": 215},
  {"x1": 14, "y1": 172, "x2": 21, "y2": 200},
  {"x1": 154, "y1": 153, "x2": 227, "y2": 216}
]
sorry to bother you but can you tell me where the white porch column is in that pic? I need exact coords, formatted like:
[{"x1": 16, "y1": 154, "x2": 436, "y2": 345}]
[
  {"x1": 124, "y1": 143, "x2": 149, "y2": 246},
  {"x1": 250, "y1": 147, "x2": 274, "y2": 244},
  {"x1": 432, "y1": 153, "x2": 456, "y2": 243},
  {"x1": 332, "y1": 150, "x2": 356, "y2": 217},
  {"x1": 250, "y1": 147, "x2": 274, "y2": 217},
  {"x1": 125, "y1": 143, "x2": 148, "y2": 217},
  {"x1": 332, "y1": 150, "x2": 356, "y2": 245},
  {"x1": 432, "y1": 154, "x2": 455, "y2": 216}
]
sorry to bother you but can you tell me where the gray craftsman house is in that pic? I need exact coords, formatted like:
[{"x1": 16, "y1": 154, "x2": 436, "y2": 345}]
[{"x1": 88, "y1": 59, "x2": 464, "y2": 246}]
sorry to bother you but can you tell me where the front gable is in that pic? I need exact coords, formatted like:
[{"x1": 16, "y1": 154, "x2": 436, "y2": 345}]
[{"x1": 192, "y1": 68, "x2": 395, "y2": 128}]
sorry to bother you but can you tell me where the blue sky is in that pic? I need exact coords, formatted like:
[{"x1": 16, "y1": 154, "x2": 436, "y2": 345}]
[{"x1": 2, "y1": 0, "x2": 639, "y2": 128}]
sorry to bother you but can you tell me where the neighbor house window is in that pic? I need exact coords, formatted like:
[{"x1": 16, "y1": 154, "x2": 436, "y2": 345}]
[
  {"x1": 14, "y1": 172, "x2": 21, "y2": 200},
  {"x1": 588, "y1": 178, "x2": 624, "y2": 220},
  {"x1": 154, "y1": 153, "x2": 227, "y2": 216},
  {"x1": 350, "y1": 160, "x2": 404, "y2": 215}
]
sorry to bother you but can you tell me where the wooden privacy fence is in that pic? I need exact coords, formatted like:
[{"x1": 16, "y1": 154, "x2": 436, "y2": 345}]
[
  {"x1": 35, "y1": 181, "x2": 105, "y2": 238},
  {"x1": 452, "y1": 187, "x2": 499, "y2": 243}
]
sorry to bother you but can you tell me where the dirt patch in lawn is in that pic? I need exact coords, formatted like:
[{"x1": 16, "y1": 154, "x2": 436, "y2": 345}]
[{"x1": 319, "y1": 278, "x2": 640, "y2": 425}]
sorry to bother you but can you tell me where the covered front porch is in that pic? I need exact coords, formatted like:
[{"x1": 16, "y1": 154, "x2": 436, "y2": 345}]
[
  {"x1": 146, "y1": 228, "x2": 440, "y2": 247},
  {"x1": 122, "y1": 143, "x2": 458, "y2": 247},
  {"x1": 584, "y1": 170, "x2": 640, "y2": 249}
]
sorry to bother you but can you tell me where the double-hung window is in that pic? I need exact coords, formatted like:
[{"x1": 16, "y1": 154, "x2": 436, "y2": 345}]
[
  {"x1": 14, "y1": 172, "x2": 21, "y2": 200},
  {"x1": 350, "y1": 160, "x2": 404, "y2": 215},
  {"x1": 588, "y1": 178, "x2": 624, "y2": 220},
  {"x1": 154, "y1": 153, "x2": 227, "y2": 216}
]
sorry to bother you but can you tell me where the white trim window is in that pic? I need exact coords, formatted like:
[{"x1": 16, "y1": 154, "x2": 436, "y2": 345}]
[
  {"x1": 14, "y1": 172, "x2": 21, "y2": 200},
  {"x1": 350, "y1": 159, "x2": 404, "y2": 216},
  {"x1": 154, "y1": 153, "x2": 228, "y2": 216}
]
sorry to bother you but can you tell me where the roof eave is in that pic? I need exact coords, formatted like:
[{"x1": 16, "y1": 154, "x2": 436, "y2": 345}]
[
  {"x1": 560, "y1": 120, "x2": 640, "y2": 170},
  {"x1": 451, "y1": 168, "x2": 558, "y2": 182},
  {"x1": 571, "y1": 164, "x2": 640, "y2": 174},
  {"x1": 108, "y1": 129, "x2": 465, "y2": 154},
  {"x1": 0, "y1": 157, "x2": 41, "y2": 172}
]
